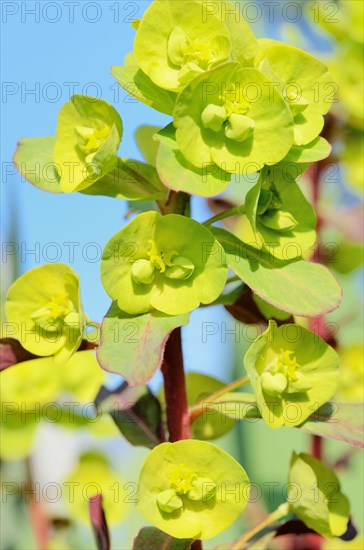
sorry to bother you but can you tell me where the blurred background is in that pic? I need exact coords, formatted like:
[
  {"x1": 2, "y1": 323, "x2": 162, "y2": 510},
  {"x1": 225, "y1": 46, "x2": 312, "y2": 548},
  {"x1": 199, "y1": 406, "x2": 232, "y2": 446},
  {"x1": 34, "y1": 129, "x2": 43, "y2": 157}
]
[{"x1": 1, "y1": 0, "x2": 363, "y2": 548}]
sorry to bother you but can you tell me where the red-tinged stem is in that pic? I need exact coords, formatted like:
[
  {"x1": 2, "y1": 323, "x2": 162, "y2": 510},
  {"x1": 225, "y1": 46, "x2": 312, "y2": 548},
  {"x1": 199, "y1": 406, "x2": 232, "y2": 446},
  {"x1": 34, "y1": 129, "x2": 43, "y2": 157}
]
[
  {"x1": 311, "y1": 435, "x2": 323, "y2": 461},
  {"x1": 161, "y1": 327, "x2": 190, "y2": 442},
  {"x1": 161, "y1": 330, "x2": 203, "y2": 549},
  {"x1": 26, "y1": 458, "x2": 50, "y2": 550}
]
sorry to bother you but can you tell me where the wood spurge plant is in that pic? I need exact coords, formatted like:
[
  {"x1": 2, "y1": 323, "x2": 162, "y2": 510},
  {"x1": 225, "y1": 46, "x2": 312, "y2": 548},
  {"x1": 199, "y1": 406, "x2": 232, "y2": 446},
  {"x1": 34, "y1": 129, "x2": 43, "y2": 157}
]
[{"x1": 2, "y1": 1, "x2": 363, "y2": 549}]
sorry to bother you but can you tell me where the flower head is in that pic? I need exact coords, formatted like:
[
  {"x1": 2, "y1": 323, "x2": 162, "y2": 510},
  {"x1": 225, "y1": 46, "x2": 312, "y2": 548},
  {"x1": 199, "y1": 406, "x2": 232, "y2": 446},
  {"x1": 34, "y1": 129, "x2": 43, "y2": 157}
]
[
  {"x1": 173, "y1": 63, "x2": 294, "y2": 173},
  {"x1": 239, "y1": 166, "x2": 316, "y2": 259},
  {"x1": 244, "y1": 321, "x2": 340, "y2": 427},
  {"x1": 54, "y1": 95, "x2": 122, "y2": 192},
  {"x1": 5, "y1": 263, "x2": 85, "y2": 364},
  {"x1": 101, "y1": 212, "x2": 227, "y2": 315},
  {"x1": 134, "y1": 0, "x2": 233, "y2": 92},
  {"x1": 137, "y1": 440, "x2": 250, "y2": 539}
]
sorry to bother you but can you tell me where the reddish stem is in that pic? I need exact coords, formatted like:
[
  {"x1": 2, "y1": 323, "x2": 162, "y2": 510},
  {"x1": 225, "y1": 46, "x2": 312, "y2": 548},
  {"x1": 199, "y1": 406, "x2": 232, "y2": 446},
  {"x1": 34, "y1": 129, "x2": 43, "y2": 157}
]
[
  {"x1": 161, "y1": 327, "x2": 190, "y2": 442},
  {"x1": 26, "y1": 458, "x2": 50, "y2": 550},
  {"x1": 311, "y1": 435, "x2": 323, "y2": 461}
]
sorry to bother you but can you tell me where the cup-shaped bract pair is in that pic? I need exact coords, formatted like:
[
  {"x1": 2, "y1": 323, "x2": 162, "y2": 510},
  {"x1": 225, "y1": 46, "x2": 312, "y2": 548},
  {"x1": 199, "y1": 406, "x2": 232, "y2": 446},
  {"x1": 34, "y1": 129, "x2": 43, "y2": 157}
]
[
  {"x1": 101, "y1": 212, "x2": 228, "y2": 316},
  {"x1": 255, "y1": 39, "x2": 333, "y2": 146},
  {"x1": 240, "y1": 166, "x2": 317, "y2": 260},
  {"x1": 133, "y1": 0, "x2": 257, "y2": 93},
  {"x1": 288, "y1": 452, "x2": 350, "y2": 538},
  {"x1": 65, "y1": 452, "x2": 129, "y2": 525},
  {"x1": 137, "y1": 440, "x2": 250, "y2": 539},
  {"x1": 244, "y1": 321, "x2": 340, "y2": 428},
  {"x1": 5, "y1": 263, "x2": 86, "y2": 364},
  {"x1": 54, "y1": 94, "x2": 123, "y2": 192},
  {"x1": 173, "y1": 63, "x2": 294, "y2": 174}
]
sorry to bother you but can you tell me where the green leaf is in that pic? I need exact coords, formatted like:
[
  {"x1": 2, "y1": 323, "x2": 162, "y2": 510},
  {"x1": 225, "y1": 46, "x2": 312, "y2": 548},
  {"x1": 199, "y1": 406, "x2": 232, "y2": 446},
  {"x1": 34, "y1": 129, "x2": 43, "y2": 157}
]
[
  {"x1": 282, "y1": 136, "x2": 331, "y2": 163},
  {"x1": 98, "y1": 384, "x2": 162, "y2": 448},
  {"x1": 14, "y1": 136, "x2": 165, "y2": 201},
  {"x1": 299, "y1": 402, "x2": 364, "y2": 448},
  {"x1": 155, "y1": 124, "x2": 231, "y2": 197},
  {"x1": 82, "y1": 158, "x2": 166, "y2": 201},
  {"x1": 212, "y1": 228, "x2": 342, "y2": 316},
  {"x1": 97, "y1": 302, "x2": 189, "y2": 385},
  {"x1": 288, "y1": 452, "x2": 350, "y2": 538},
  {"x1": 111, "y1": 55, "x2": 177, "y2": 115},
  {"x1": 132, "y1": 527, "x2": 192, "y2": 550},
  {"x1": 134, "y1": 125, "x2": 161, "y2": 166}
]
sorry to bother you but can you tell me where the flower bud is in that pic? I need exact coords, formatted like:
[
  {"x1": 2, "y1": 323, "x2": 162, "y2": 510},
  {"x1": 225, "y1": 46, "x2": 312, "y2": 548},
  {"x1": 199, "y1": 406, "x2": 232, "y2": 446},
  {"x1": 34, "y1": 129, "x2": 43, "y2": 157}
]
[
  {"x1": 131, "y1": 259, "x2": 155, "y2": 285},
  {"x1": 157, "y1": 489, "x2": 183, "y2": 514},
  {"x1": 261, "y1": 371, "x2": 287, "y2": 396},
  {"x1": 225, "y1": 114, "x2": 255, "y2": 142},
  {"x1": 261, "y1": 209, "x2": 298, "y2": 231},
  {"x1": 201, "y1": 104, "x2": 227, "y2": 132},
  {"x1": 165, "y1": 256, "x2": 195, "y2": 280},
  {"x1": 187, "y1": 477, "x2": 218, "y2": 502}
]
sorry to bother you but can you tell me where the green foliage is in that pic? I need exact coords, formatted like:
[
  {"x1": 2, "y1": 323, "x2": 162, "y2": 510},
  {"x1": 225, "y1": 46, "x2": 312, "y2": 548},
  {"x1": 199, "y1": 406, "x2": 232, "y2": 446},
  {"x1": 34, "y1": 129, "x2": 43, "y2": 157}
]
[
  {"x1": 213, "y1": 227, "x2": 342, "y2": 316},
  {"x1": 288, "y1": 452, "x2": 350, "y2": 537},
  {"x1": 97, "y1": 302, "x2": 189, "y2": 385}
]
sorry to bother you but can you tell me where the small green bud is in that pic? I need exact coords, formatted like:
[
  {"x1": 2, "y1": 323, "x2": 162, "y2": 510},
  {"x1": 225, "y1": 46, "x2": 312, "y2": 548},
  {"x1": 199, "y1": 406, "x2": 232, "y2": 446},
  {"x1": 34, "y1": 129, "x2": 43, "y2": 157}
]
[
  {"x1": 131, "y1": 259, "x2": 155, "y2": 285},
  {"x1": 225, "y1": 114, "x2": 255, "y2": 142},
  {"x1": 187, "y1": 477, "x2": 218, "y2": 502},
  {"x1": 157, "y1": 489, "x2": 183, "y2": 514},
  {"x1": 286, "y1": 371, "x2": 312, "y2": 393},
  {"x1": 201, "y1": 104, "x2": 227, "y2": 133},
  {"x1": 261, "y1": 209, "x2": 298, "y2": 231},
  {"x1": 256, "y1": 189, "x2": 274, "y2": 215},
  {"x1": 164, "y1": 255, "x2": 195, "y2": 280},
  {"x1": 178, "y1": 61, "x2": 204, "y2": 85},
  {"x1": 261, "y1": 371, "x2": 287, "y2": 396}
]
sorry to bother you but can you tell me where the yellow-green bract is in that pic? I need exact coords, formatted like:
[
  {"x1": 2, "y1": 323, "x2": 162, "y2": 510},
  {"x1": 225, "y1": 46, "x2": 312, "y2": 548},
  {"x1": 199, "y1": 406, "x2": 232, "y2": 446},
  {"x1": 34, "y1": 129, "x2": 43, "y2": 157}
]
[
  {"x1": 64, "y1": 452, "x2": 129, "y2": 525},
  {"x1": 238, "y1": 166, "x2": 317, "y2": 260},
  {"x1": 288, "y1": 452, "x2": 350, "y2": 538},
  {"x1": 244, "y1": 321, "x2": 340, "y2": 428},
  {"x1": 255, "y1": 39, "x2": 333, "y2": 146},
  {"x1": 100, "y1": 211, "x2": 228, "y2": 315},
  {"x1": 173, "y1": 63, "x2": 294, "y2": 174},
  {"x1": 5, "y1": 263, "x2": 86, "y2": 364},
  {"x1": 133, "y1": 0, "x2": 257, "y2": 93},
  {"x1": 54, "y1": 95, "x2": 122, "y2": 192},
  {"x1": 136, "y1": 440, "x2": 250, "y2": 539}
]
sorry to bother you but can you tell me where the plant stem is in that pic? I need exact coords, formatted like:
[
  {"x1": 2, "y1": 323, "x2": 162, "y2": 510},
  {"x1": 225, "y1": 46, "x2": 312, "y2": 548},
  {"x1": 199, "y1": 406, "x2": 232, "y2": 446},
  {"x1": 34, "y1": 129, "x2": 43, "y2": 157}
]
[
  {"x1": 202, "y1": 204, "x2": 246, "y2": 226},
  {"x1": 161, "y1": 327, "x2": 190, "y2": 441},
  {"x1": 189, "y1": 376, "x2": 250, "y2": 423},
  {"x1": 191, "y1": 541, "x2": 203, "y2": 550},
  {"x1": 25, "y1": 458, "x2": 50, "y2": 550},
  {"x1": 230, "y1": 503, "x2": 289, "y2": 549}
]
